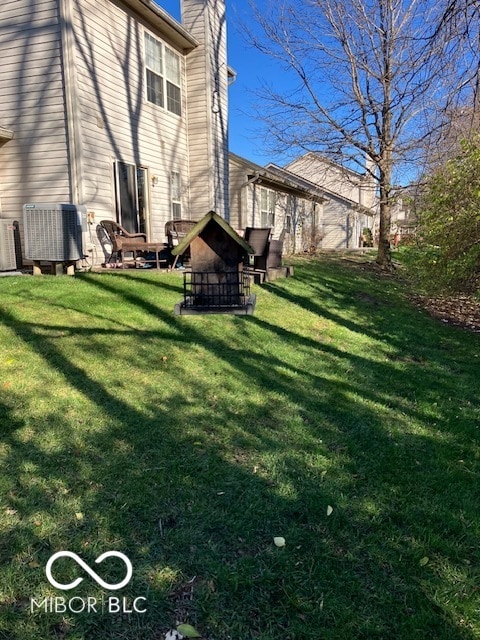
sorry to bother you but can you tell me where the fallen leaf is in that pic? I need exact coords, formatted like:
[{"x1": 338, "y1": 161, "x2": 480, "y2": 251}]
[
  {"x1": 207, "y1": 579, "x2": 215, "y2": 592},
  {"x1": 75, "y1": 512, "x2": 84, "y2": 521},
  {"x1": 176, "y1": 623, "x2": 201, "y2": 638},
  {"x1": 409, "y1": 294, "x2": 480, "y2": 333},
  {"x1": 5, "y1": 508, "x2": 17, "y2": 516},
  {"x1": 419, "y1": 556, "x2": 429, "y2": 566},
  {"x1": 327, "y1": 505, "x2": 334, "y2": 516},
  {"x1": 274, "y1": 536, "x2": 286, "y2": 547}
]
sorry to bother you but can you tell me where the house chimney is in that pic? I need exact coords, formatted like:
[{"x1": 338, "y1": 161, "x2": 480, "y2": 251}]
[{"x1": 181, "y1": 0, "x2": 229, "y2": 220}]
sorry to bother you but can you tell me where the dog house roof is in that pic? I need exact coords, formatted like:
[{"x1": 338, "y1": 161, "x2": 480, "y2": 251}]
[{"x1": 171, "y1": 211, "x2": 254, "y2": 257}]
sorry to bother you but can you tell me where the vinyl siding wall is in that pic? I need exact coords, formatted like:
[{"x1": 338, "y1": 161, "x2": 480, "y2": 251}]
[
  {"x1": 247, "y1": 186, "x2": 316, "y2": 254},
  {"x1": 229, "y1": 158, "x2": 313, "y2": 254},
  {"x1": 287, "y1": 155, "x2": 375, "y2": 209},
  {"x1": 228, "y1": 160, "x2": 246, "y2": 231},
  {"x1": 73, "y1": 0, "x2": 190, "y2": 244},
  {"x1": 321, "y1": 199, "x2": 351, "y2": 249},
  {"x1": 182, "y1": 0, "x2": 229, "y2": 219},
  {"x1": 321, "y1": 198, "x2": 369, "y2": 249},
  {"x1": 287, "y1": 155, "x2": 375, "y2": 249},
  {"x1": 0, "y1": 0, "x2": 71, "y2": 218}
]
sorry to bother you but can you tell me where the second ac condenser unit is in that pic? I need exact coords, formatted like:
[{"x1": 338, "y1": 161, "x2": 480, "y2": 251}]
[
  {"x1": 23, "y1": 203, "x2": 87, "y2": 261},
  {"x1": 0, "y1": 220, "x2": 17, "y2": 271}
]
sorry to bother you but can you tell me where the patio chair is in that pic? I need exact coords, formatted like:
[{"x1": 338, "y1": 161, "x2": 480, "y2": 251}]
[
  {"x1": 243, "y1": 227, "x2": 272, "y2": 273},
  {"x1": 266, "y1": 229, "x2": 286, "y2": 269},
  {"x1": 165, "y1": 219, "x2": 197, "y2": 269},
  {"x1": 99, "y1": 219, "x2": 147, "y2": 266}
]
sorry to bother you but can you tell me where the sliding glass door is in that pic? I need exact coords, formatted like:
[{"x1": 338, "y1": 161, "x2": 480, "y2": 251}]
[{"x1": 114, "y1": 162, "x2": 149, "y2": 236}]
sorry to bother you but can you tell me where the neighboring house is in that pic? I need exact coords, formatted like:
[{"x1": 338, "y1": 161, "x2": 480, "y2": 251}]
[
  {"x1": 229, "y1": 153, "x2": 326, "y2": 254},
  {"x1": 284, "y1": 153, "x2": 376, "y2": 250},
  {"x1": 0, "y1": 0, "x2": 393, "y2": 271},
  {"x1": 388, "y1": 187, "x2": 417, "y2": 244},
  {"x1": 286, "y1": 153, "x2": 421, "y2": 248},
  {"x1": 286, "y1": 153, "x2": 377, "y2": 210},
  {"x1": 0, "y1": 0, "x2": 230, "y2": 266},
  {"x1": 229, "y1": 152, "x2": 375, "y2": 253},
  {"x1": 268, "y1": 162, "x2": 375, "y2": 250}
]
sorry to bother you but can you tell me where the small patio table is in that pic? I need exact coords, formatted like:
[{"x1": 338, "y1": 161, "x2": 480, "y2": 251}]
[{"x1": 134, "y1": 242, "x2": 169, "y2": 269}]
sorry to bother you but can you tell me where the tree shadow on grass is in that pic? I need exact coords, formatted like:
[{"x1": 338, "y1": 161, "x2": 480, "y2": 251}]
[
  {"x1": 262, "y1": 272, "x2": 423, "y2": 352},
  {"x1": 0, "y1": 266, "x2": 479, "y2": 639}
]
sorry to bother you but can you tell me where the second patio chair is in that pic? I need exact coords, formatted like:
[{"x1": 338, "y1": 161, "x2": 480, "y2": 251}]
[{"x1": 99, "y1": 219, "x2": 147, "y2": 267}]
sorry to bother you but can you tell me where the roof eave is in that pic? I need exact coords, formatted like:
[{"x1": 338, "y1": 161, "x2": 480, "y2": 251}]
[
  {"x1": 227, "y1": 66, "x2": 237, "y2": 84},
  {"x1": 0, "y1": 127, "x2": 14, "y2": 143},
  {"x1": 123, "y1": 0, "x2": 199, "y2": 52},
  {"x1": 265, "y1": 163, "x2": 328, "y2": 202},
  {"x1": 249, "y1": 173, "x2": 326, "y2": 203},
  {"x1": 230, "y1": 153, "x2": 326, "y2": 203},
  {"x1": 171, "y1": 211, "x2": 254, "y2": 256}
]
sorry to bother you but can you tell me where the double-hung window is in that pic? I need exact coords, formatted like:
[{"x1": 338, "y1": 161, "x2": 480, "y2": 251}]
[
  {"x1": 171, "y1": 171, "x2": 182, "y2": 220},
  {"x1": 165, "y1": 48, "x2": 181, "y2": 115},
  {"x1": 145, "y1": 32, "x2": 181, "y2": 116},
  {"x1": 145, "y1": 33, "x2": 164, "y2": 108},
  {"x1": 260, "y1": 188, "x2": 276, "y2": 227}
]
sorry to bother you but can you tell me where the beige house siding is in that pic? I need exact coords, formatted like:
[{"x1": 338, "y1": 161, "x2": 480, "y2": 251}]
[
  {"x1": 72, "y1": 0, "x2": 190, "y2": 245},
  {"x1": 283, "y1": 154, "x2": 375, "y2": 249},
  {"x1": 228, "y1": 161, "x2": 247, "y2": 231},
  {"x1": 322, "y1": 200, "x2": 352, "y2": 249},
  {"x1": 287, "y1": 153, "x2": 376, "y2": 211},
  {"x1": 0, "y1": 0, "x2": 71, "y2": 218},
  {"x1": 0, "y1": 0, "x2": 231, "y2": 266},
  {"x1": 246, "y1": 185, "x2": 319, "y2": 254},
  {"x1": 320, "y1": 198, "x2": 373, "y2": 250},
  {"x1": 182, "y1": 0, "x2": 229, "y2": 219},
  {"x1": 0, "y1": 0, "x2": 207, "y2": 267},
  {"x1": 231, "y1": 152, "x2": 375, "y2": 254},
  {"x1": 229, "y1": 154, "x2": 322, "y2": 254}
]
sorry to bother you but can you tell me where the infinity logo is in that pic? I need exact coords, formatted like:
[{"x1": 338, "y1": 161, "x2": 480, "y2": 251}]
[{"x1": 46, "y1": 551, "x2": 133, "y2": 591}]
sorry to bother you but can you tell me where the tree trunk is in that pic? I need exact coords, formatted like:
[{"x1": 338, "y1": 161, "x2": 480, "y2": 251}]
[{"x1": 376, "y1": 179, "x2": 393, "y2": 269}]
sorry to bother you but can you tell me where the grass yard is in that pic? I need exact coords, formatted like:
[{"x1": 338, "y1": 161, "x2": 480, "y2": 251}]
[{"x1": 0, "y1": 255, "x2": 479, "y2": 640}]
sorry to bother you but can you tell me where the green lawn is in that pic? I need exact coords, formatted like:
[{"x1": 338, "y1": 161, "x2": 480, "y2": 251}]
[{"x1": 0, "y1": 256, "x2": 479, "y2": 640}]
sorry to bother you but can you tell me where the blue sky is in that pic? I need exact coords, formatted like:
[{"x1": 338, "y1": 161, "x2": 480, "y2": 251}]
[{"x1": 157, "y1": 0, "x2": 288, "y2": 167}]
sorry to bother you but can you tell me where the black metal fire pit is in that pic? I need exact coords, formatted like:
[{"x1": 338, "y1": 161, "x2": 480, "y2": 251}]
[{"x1": 172, "y1": 212, "x2": 256, "y2": 316}]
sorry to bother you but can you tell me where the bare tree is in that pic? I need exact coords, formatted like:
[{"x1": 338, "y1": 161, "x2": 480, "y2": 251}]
[
  {"x1": 419, "y1": 0, "x2": 480, "y2": 175},
  {"x1": 436, "y1": 0, "x2": 480, "y2": 48},
  {"x1": 246, "y1": 0, "x2": 479, "y2": 268},
  {"x1": 419, "y1": 103, "x2": 480, "y2": 178}
]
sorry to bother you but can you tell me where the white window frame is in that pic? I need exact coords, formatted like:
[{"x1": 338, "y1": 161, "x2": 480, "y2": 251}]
[
  {"x1": 171, "y1": 171, "x2": 182, "y2": 220},
  {"x1": 260, "y1": 188, "x2": 276, "y2": 227},
  {"x1": 144, "y1": 31, "x2": 182, "y2": 116}
]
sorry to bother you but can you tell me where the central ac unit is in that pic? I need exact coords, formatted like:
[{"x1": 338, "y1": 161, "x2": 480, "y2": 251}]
[
  {"x1": 23, "y1": 203, "x2": 87, "y2": 262},
  {"x1": 0, "y1": 220, "x2": 17, "y2": 271}
]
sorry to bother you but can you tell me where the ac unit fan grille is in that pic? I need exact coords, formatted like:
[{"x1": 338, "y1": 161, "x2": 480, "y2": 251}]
[
  {"x1": 0, "y1": 221, "x2": 17, "y2": 271},
  {"x1": 24, "y1": 204, "x2": 85, "y2": 261}
]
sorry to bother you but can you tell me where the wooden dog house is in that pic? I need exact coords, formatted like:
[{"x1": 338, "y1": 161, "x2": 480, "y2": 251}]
[{"x1": 172, "y1": 211, "x2": 256, "y2": 315}]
